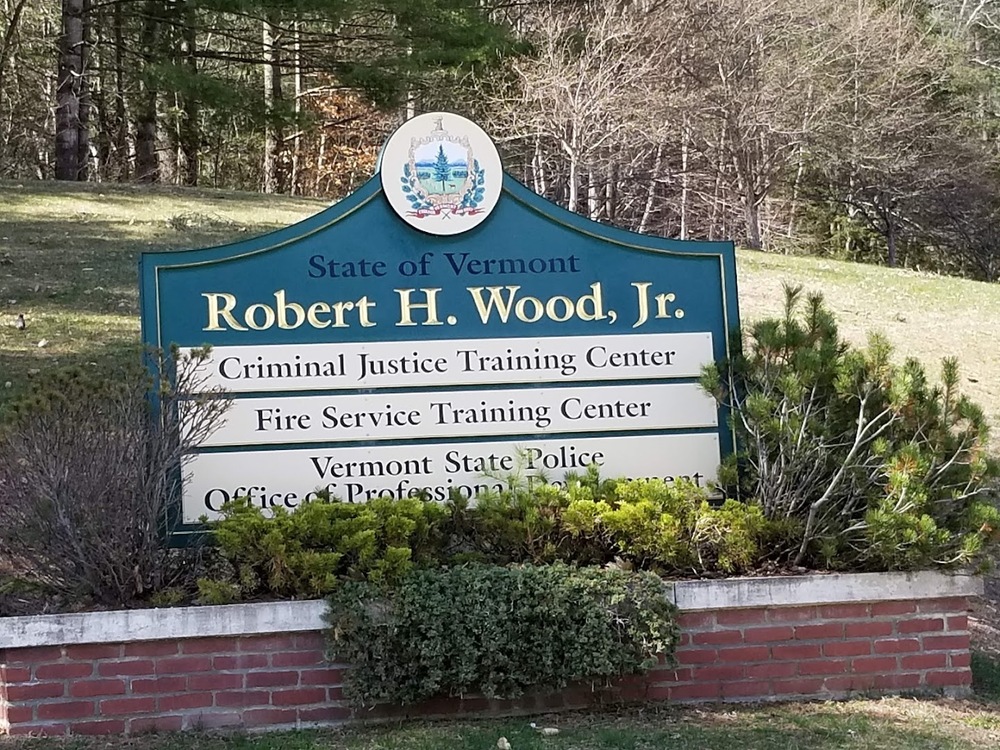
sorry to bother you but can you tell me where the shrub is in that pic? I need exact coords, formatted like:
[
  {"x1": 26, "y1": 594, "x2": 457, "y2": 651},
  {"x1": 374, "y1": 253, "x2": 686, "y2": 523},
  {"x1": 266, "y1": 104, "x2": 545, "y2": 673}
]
[
  {"x1": 325, "y1": 563, "x2": 678, "y2": 706},
  {"x1": 203, "y1": 494, "x2": 449, "y2": 598},
  {"x1": 702, "y1": 285, "x2": 1000, "y2": 570},
  {"x1": 0, "y1": 347, "x2": 229, "y2": 607}
]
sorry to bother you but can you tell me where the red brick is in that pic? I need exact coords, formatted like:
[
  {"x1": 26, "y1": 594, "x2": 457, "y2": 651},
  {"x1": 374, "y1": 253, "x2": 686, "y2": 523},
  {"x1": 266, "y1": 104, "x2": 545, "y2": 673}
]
[
  {"x1": 298, "y1": 705, "x2": 352, "y2": 723},
  {"x1": 214, "y1": 690, "x2": 270, "y2": 707},
  {"x1": 190, "y1": 712, "x2": 243, "y2": 729},
  {"x1": 100, "y1": 696, "x2": 156, "y2": 715},
  {"x1": 131, "y1": 676, "x2": 186, "y2": 694},
  {"x1": 651, "y1": 667, "x2": 692, "y2": 683},
  {"x1": 63, "y1": 644, "x2": 122, "y2": 660},
  {"x1": 823, "y1": 641, "x2": 870, "y2": 658},
  {"x1": 926, "y1": 669, "x2": 972, "y2": 687},
  {"x1": 845, "y1": 622, "x2": 893, "y2": 638},
  {"x1": 767, "y1": 606, "x2": 818, "y2": 623},
  {"x1": 270, "y1": 687, "x2": 327, "y2": 706},
  {"x1": 246, "y1": 670, "x2": 300, "y2": 688},
  {"x1": 70, "y1": 679, "x2": 126, "y2": 698},
  {"x1": 692, "y1": 630, "x2": 742, "y2": 646},
  {"x1": 299, "y1": 668, "x2": 344, "y2": 686},
  {"x1": 5, "y1": 682, "x2": 66, "y2": 700},
  {"x1": 187, "y1": 673, "x2": 244, "y2": 691},
  {"x1": 2, "y1": 646, "x2": 63, "y2": 663},
  {"x1": 8, "y1": 724, "x2": 68, "y2": 737},
  {"x1": 179, "y1": 637, "x2": 233, "y2": 654},
  {"x1": 871, "y1": 601, "x2": 917, "y2": 616},
  {"x1": 772, "y1": 644, "x2": 822, "y2": 661},
  {"x1": 678, "y1": 633, "x2": 691, "y2": 647},
  {"x1": 721, "y1": 680, "x2": 771, "y2": 698},
  {"x1": 35, "y1": 663, "x2": 93, "y2": 680},
  {"x1": 37, "y1": 701, "x2": 95, "y2": 720},
  {"x1": 292, "y1": 633, "x2": 326, "y2": 650},
  {"x1": 824, "y1": 674, "x2": 877, "y2": 693},
  {"x1": 901, "y1": 653, "x2": 948, "y2": 670},
  {"x1": 772, "y1": 678, "x2": 825, "y2": 695},
  {"x1": 716, "y1": 609, "x2": 767, "y2": 626},
  {"x1": 213, "y1": 654, "x2": 269, "y2": 670},
  {"x1": 692, "y1": 664, "x2": 745, "y2": 681},
  {"x1": 123, "y1": 642, "x2": 179, "y2": 658},
  {"x1": 818, "y1": 604, "x2": 870, "y2": 619},
  {"x1": 852, "y1": 656, "x2": 898, "y2": 673},
  {"x1": 744, "y1": 626, "x2": 794, "y2": 643},
  {"x1": 677, "y1": 612, "x2": 716, "y2": 629},
  {"x1": 73, "y1": 719, "x2": 126, "y2": 735},
  {"x1": 874, "y1": 638, "x2": 920, "y2": 654},
  {"x1": 924, "y1": 634, "x2": 970, "y2": 651},
  {"x1": 239, "y1": 635, "x2": 296, "y2": 652},
  {"x1": 677, "y1": 649, "x2": 717, "y2": 665},
  {"x1": 98, "y1": 660, "x2": 155, "y2": 677},
  {"x1": 747, "y1": 662, "x2": 797, "y2": 679},
  {"x1": 947, "y1": 615, "x2": 969, "y2": 631},
  {"x1": 951, "y1": 653, "x2": 971, "y2": 668},
  {"x1": 917, "y1": 597, "x2": 970, "y2": 614},
  {"x1": 128, "y1": 715, "x2": 184, "y2": 734},
  {"x1": 717, "y1": 646, "x2": 770, "y2": 663},
  {"x1": 271, "y1": 651, "x2": 323, "y2": 668},
  {"x1": 795, "y1": 624, "x2": 844, "y2": 640},
  {"x1": 243, "y1": 707, "x2": 298, "y2": 726},
  {"x1": 666, "y1": 683, "x2": 721, "y2": 701},
  {"x1": 873, "y1": 672, "x2": 921, "y2": 690},
  {"x1": 156, "y1": 655, "x2": 214, "y2": 674},
  {"x1": 5, "y1": 706, "x2": 34, "y2": 723},
  {"x1": 157, "y1": 692, "x2": 213, "y2": 711},
  {"x1": 898, "y1": 618, "x2": 944, "y2": 634},
  {"x1": 798, "y1": 660, "x2": 847, "y2": 676},
  {"x1": 0, "y1": 666, "x2": 32, "y2": 682}
]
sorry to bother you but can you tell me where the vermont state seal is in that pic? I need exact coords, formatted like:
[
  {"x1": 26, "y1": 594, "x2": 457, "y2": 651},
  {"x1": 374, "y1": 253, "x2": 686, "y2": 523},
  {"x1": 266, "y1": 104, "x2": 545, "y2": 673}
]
[{"x1": 380, "y1": 112, "x2": 502, "y2": 236}]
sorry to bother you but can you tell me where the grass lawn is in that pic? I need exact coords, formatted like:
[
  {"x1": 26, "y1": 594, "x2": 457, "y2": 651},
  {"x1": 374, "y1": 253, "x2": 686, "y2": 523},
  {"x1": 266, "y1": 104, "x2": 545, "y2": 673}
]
[{"x1": 4, "y1": 699, "x2": 1000, "y2": 748}]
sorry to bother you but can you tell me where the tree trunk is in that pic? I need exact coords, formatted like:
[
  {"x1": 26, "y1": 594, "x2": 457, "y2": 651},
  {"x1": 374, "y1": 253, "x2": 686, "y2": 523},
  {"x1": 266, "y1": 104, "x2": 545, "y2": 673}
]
[
  {"x1": 262, "y1": 15, "x2": 284, "y2": 194},
  {"x1": 744, "y1": 198, "x2": 762, "y2": 251},
  {"x1": 178, "y1": 1, "x2": 198, "y2": 186},
  {"x1": 134, "y1": 0, "x2": 159, "y2": 182},
  {"x1": 886, "y1": 219, "x2": 897, "y2": 268},
  {"x1": 111, "y1": 0, "x2": 128, "y2": 179},
  {"x1": 0, "y1": 0, "x2": 28, "y2": 101},
  {"x1": 55, "y1": 0, "x2": 87, "y2": 180}
]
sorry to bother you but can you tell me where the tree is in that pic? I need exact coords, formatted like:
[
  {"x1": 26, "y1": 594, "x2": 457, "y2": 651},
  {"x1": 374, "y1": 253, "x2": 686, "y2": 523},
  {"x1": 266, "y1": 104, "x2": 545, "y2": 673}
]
[
  {"x1": 55, "y1": 0, "x2": 89, "y2": 180},
  {"x1": 433, "y1": 143, "x2": 450, "y2": 191}
]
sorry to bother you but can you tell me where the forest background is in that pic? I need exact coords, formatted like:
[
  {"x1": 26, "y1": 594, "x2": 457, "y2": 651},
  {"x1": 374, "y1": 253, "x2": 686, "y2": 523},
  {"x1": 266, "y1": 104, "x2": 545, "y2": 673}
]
[{"x1": 6, "y1": 0, "x2": 1000, "y2": 280}]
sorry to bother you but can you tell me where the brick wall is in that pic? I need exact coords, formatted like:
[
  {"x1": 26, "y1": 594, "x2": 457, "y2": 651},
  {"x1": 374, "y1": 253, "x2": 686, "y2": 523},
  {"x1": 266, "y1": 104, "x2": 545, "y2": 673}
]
[{"x1": 0, "y1": 573, "x2": 980, "y2": 737}]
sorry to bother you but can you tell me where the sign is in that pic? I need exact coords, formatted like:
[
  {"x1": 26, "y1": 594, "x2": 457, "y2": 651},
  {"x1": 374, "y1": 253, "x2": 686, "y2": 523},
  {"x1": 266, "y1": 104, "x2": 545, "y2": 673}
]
[{"x1": 140, "y1": 113, "x2": 740, "y2": 543}]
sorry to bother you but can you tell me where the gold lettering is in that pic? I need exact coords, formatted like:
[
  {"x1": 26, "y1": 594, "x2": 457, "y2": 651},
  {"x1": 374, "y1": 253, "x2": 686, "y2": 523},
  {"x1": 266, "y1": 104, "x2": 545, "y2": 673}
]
[
  {"x1": 203, "y1": 292, "x2": 247, "y2": 332},
  {"x1": 307, "y1": 301, "x2": 330, "y2": 328},
  {"x1": 396, "y1": 288, "x2": 443, "y2": 326}
]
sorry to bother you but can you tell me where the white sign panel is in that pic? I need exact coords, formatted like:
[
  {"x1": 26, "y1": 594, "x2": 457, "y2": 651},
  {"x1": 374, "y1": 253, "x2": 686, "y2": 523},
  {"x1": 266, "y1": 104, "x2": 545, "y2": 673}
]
[
  {"x1": 191, "y1": 332, "x2": 713, "y2": 393},
  {"x1": 182, "y1": 433, "x2": 721, "y2": 522},
  {"x1": 198, "y1": 383, "x2": 718, "y2": 447}
]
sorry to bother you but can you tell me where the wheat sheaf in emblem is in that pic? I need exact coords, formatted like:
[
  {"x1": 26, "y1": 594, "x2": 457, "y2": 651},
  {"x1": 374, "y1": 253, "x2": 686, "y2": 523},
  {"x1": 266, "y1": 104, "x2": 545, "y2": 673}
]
[{"x1": 400, "y1": 116, "x2": 486, "y2": 219}]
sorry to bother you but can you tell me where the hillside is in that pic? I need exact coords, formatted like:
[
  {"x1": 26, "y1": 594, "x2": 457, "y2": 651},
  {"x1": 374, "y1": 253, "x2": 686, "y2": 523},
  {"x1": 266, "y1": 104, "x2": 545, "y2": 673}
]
[{"x1": 1, "y1": 180, "x2": 997, "y2": 433}]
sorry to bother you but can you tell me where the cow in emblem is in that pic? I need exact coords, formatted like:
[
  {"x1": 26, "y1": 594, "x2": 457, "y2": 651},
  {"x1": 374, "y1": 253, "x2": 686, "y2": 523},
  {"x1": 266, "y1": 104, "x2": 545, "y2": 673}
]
[{"x1": 401, "y1": 116, "x2": 486, "y2": 218}]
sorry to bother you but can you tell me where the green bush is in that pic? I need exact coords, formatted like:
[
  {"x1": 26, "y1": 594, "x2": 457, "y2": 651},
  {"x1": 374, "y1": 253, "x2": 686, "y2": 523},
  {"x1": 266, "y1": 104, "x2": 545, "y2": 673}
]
[
  {"x1": 325, "y1": 563, "x2": 678, "y2": 706},
  {"x1": 203, "y1": 495, "x2": 449, "y2": 598},
  {"x1": 702, "y1": 284, "x2": 1000, "y2": 571}
]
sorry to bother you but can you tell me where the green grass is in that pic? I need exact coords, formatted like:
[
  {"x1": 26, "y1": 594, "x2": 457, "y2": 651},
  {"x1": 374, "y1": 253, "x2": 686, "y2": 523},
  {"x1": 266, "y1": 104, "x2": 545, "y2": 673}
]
[
  {"x1": 3, "y1": 179, "x2": 997, "y2": 426},
  {"x1": 8, "y1": 700, "x2": 1000, "y2": 749}
]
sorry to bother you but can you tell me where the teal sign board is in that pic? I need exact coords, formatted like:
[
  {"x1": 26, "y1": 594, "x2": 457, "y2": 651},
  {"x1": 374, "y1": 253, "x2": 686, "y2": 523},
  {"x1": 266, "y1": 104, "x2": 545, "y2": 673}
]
[{"x1": 140, "y1": 114, "x2": 740, "y2": 543}]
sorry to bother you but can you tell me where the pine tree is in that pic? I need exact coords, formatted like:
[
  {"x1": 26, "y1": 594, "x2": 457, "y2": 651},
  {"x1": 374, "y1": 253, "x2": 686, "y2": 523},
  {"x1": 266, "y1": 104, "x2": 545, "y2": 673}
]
[{"x1": 433, "y1": 144, "x2": 450, "y2": 191}]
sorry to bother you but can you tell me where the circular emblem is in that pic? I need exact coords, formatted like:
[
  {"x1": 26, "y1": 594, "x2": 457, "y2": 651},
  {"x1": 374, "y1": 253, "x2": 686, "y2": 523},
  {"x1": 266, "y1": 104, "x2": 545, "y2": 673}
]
[{"x1": 379, "y1": 112, "x2": 502, "y2": 236}]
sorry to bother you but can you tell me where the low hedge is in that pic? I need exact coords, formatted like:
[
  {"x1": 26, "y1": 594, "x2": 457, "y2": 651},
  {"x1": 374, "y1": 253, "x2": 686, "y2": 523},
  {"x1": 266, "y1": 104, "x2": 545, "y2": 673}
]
[{"x1": 325, "y1": 563, "x2": 678, "y2": 706}]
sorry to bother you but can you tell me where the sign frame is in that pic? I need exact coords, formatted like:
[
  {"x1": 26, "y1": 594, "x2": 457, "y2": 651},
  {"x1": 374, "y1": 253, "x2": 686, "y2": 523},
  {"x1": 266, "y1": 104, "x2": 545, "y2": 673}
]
[{"x1": 140, "y1": 171, "x2": 740, "y2": 546}]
